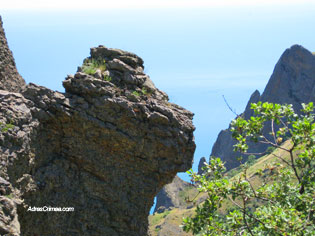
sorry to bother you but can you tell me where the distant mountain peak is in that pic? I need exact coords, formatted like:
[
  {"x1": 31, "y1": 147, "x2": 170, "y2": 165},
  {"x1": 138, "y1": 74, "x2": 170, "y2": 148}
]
[{"x1": 211, "y1": 44, "x2": 315, "y2": 170}]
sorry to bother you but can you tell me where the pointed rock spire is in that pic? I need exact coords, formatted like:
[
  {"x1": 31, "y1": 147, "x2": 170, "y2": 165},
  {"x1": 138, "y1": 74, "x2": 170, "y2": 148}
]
[{"x1": 0, "y1": 16, "x2": 25, "y2": 92}]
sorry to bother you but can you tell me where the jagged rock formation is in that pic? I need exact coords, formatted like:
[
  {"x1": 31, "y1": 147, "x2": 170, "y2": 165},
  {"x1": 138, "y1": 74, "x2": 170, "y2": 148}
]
[
  {"x1": 0, "y1": 17, "x2": 25, "y2": 92},
  {"x1": 153, "y1": 176, "x2": 192, "y2": 214},
  {"x1": 211, "y1": 45, "x2": 315, "y2": 170},
  {"x1": 0, "y1": 17, "x2": 195, "y2": 236}
]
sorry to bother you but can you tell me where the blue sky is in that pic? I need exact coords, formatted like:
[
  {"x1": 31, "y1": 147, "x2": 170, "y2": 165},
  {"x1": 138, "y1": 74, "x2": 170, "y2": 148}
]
[{"x1": 2, "y1": 1, "x2": 315, "y2": 185}]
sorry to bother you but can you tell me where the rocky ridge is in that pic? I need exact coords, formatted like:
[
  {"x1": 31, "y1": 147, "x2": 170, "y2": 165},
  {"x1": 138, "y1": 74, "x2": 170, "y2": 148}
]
[
  {"x1": 211, "y1": 45, "x2": 315, "y2": 170},
  {"x1": 0, "y1": 17, "x2": 195, "y2": 236},
  {"x1": 0, "y1": 17, "x2": 25, "y2": 92}
]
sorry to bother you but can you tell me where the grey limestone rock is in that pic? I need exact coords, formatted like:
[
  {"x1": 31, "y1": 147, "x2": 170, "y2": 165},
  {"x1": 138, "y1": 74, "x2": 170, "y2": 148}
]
[
  {"x1": 0, "y1": 19, "x2": 196, "y2": 236},
  {"x1": 0, "y1": 17, "x2": 25, "y2": 93}
]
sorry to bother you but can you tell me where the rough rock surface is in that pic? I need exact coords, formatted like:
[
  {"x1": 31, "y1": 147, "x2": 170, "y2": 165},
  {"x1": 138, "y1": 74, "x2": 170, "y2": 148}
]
[
  {"x1": 0, "y1": 17, "x2": 25, "y2": 92},
  {"x1": 153, "y1": 176, "x2": 192, "y2": 214},
  {"x1": 197, "y1": 157, "x2": 207, "y2": 175},
  {"x1": 0, "y1": 18, "x2": 195, "y2": 236},
  {"x1": 211, "y1": 45, "x2": 315, "y2": 170}
]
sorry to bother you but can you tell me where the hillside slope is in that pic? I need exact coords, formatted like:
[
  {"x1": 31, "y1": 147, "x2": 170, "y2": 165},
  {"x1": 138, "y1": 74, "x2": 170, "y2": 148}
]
[{"x1": 149, "y1": 141, "x2": 293, "y2": 236}]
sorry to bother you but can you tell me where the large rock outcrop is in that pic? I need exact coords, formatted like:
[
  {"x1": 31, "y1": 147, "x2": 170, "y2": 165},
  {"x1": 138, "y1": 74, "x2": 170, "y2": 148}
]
[
  {"x1": 211, "y1": 45, "x2": 315, "y2": 170},
  {"x1": 0, "y1": 17, "x2": 195, "y2": 236}
]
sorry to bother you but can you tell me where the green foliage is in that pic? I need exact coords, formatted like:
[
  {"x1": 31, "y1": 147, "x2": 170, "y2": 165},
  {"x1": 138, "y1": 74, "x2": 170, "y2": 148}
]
[
  {"x1": 82, "y1": 66, "x2": 97, "y2": 75},
  {"x1": 131, "y1": 87, "x2": 151, "y2": 97},
  {"x1": 82, "y1": 58, "x2": 107, "y2": 75},
  {"x1": 132, "y1": 91, "x2": 141, "y2": 97},
  {"x1": 0, "y1": 122, "x2": 14, "y2": 133},
  {"x1": 103, "y1": 75, "x2": 112, "y2": 82},
  {"x1": 151, "y1": 210, "x2": 171, "y2": 226},
  {"x1": 183, "y1": 102, "x2": 315, "y2": 235},
  {"x1": 141, "y1": 87, "x2": 148, "y2": 95},
  {"x1": 247, "y1": 155, "x2": 257, "y2": 165},
  {"x1": 5, "y1": 193, "x2": 13, "y2": 199},
  {"x1": 225, "y1": 167, "x2": 242, "y2": 179}
]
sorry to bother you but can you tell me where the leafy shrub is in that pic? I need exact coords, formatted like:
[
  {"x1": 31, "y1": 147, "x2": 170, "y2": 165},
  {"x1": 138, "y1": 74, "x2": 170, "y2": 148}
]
[{"x1": 183, "y1": 102, "x2": 315, "y2": 235}]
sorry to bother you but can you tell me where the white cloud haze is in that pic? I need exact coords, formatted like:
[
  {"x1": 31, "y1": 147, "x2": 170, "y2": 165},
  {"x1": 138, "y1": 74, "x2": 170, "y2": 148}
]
[{"x1": 2, "y1": 0, "x2": 315, "y2": 10}]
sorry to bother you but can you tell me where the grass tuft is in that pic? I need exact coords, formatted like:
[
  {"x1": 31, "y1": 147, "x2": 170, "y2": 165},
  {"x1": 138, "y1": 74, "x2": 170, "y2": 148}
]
[{"x1": 82, "y1": 58, "x2": 107, "y2": 75}]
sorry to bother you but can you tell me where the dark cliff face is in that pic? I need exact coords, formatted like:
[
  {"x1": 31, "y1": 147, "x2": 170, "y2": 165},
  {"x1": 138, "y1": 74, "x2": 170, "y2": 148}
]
[
  {"x1": 0, "y1": 18, "x2": 195, "y2": 236},
  {"x1": 211, "y1": 45, "x2": 315, "y2": 170},
  {"x1": 0, "y1": 17, "x2": 25, "y2": 92},
  {"x1": 211, "y1": 89, "x2": 261, "y2": 170},
  {"x1": 261, "y1": 45, "x2": 315, "y2": 106}
]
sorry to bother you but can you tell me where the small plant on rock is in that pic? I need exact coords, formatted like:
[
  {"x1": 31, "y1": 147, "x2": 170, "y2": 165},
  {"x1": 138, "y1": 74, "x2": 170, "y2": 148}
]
[
  {"x1": 141, "y1": 87, "x2": 148, "y2": 95},
  {"x1": 132, "y1": 91, "x2": 141, "y2": 97},
  {"x1": 0, "y1": 122, "x2": 14, "y2": 133},
  {"x1": 103, "y1": 75, "x2": 112, "y2": 82},
  {"x1": 82, "y1": 58, "x2": 107, "y2": 75}
]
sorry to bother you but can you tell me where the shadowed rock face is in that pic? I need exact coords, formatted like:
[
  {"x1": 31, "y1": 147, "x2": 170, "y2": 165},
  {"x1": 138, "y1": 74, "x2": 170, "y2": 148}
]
[
  {"x1": 211, "y1": 45, "x2": 315, "y2": 170},
  {"x1": 0, "y1": 17, "x2": 25, "y2": 92},
  {"x1": 0, "y1": 18, "x2": 195, "y2": 236}
]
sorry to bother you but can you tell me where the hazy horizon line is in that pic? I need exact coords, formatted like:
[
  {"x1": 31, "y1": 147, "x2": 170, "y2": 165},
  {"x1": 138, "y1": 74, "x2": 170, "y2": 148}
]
[{"x1": 2, "y1": 0, "x2": 315, "y2": 11}]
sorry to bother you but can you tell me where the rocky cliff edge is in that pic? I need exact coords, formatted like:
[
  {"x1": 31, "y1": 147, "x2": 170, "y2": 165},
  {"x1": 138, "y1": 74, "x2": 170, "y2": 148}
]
[{"x1": 0, "y1": 17, "x2": 195, "y2": 236}]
